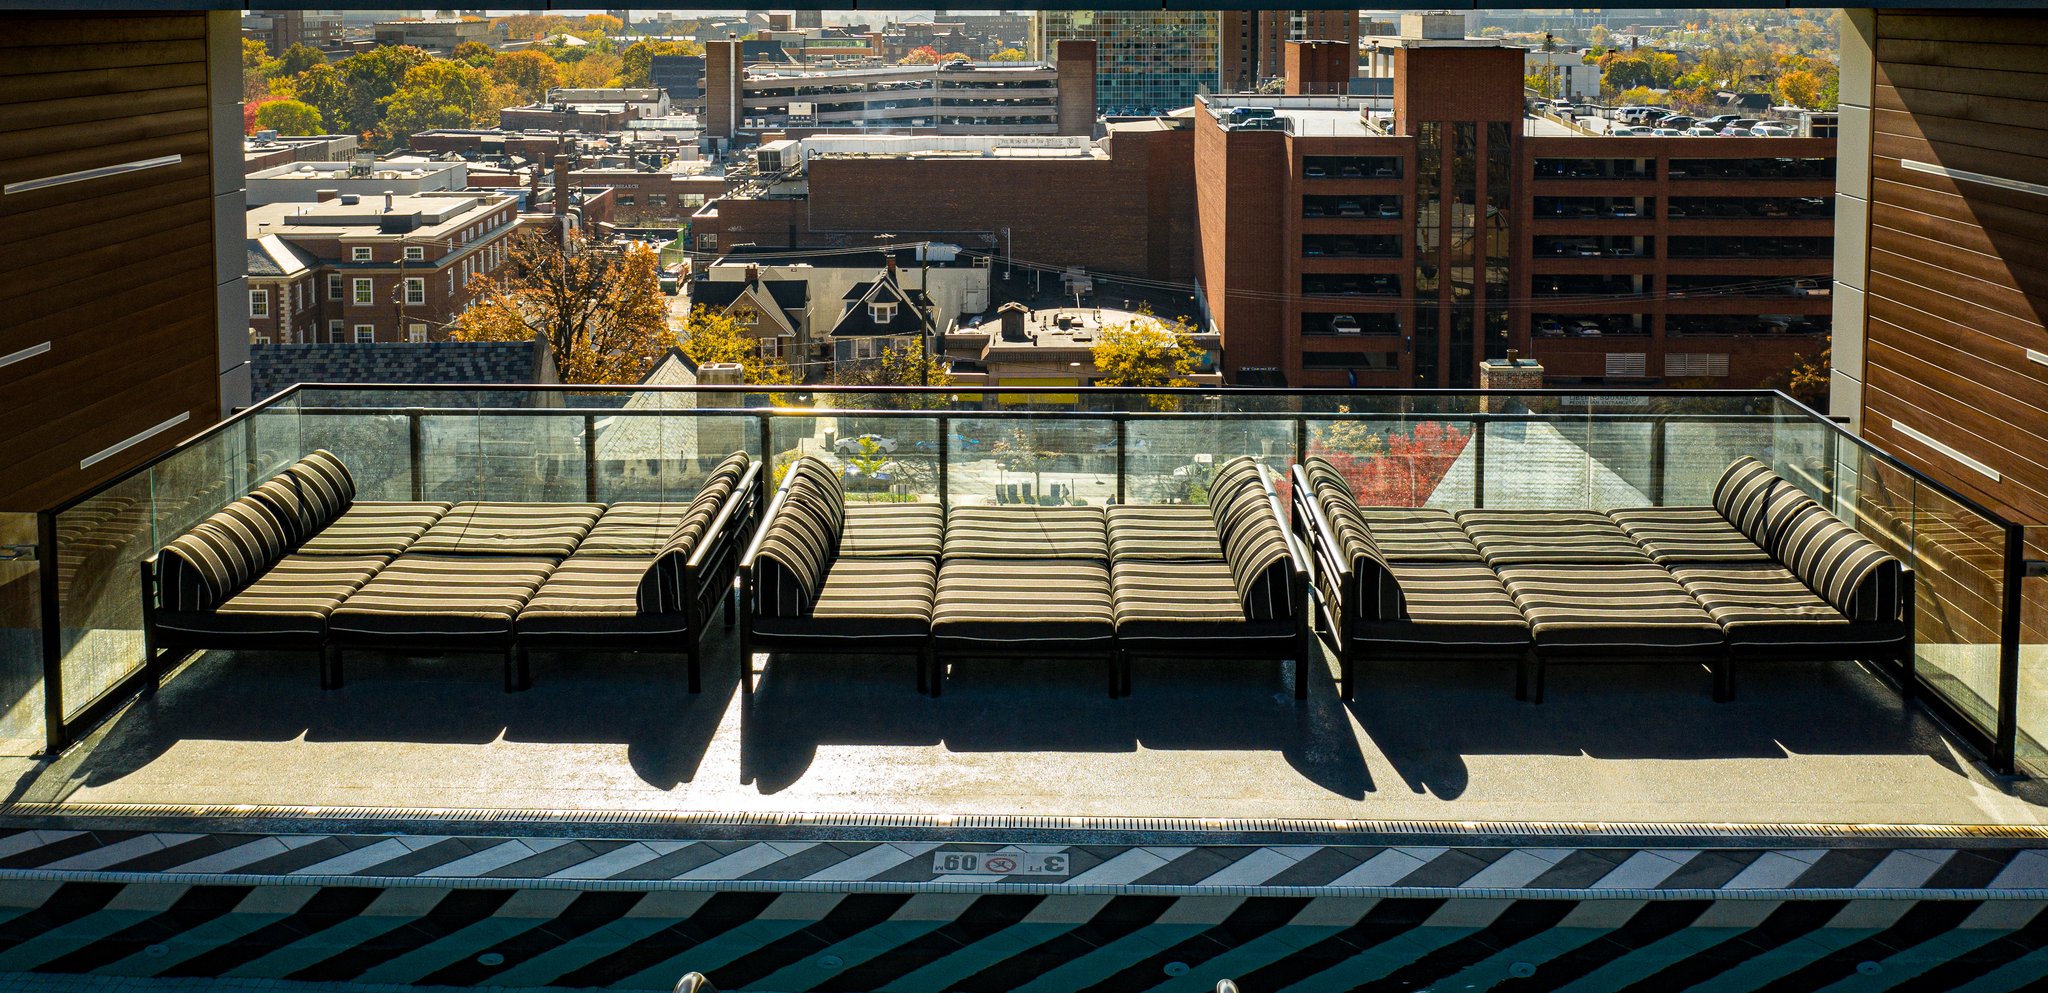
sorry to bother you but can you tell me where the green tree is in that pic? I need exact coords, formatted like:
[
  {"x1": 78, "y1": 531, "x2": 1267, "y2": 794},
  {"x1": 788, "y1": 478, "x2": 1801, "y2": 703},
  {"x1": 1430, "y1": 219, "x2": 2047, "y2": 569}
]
[
  {"x1": 452, "y1": 235, "x2": 677, "y2": 385},
  {"x1": 1090, "y1": 312, "x2": 1202, "y2": 407},
  {"x1": 1603, "y1": 56, "x2": 1656, "y2": 93},
  {"x1": 381, "y1": 60, "x2": 492, "y2": 146},
  {"x1": 452, "y1": 40, "x2": 496, "y2": 66},
  {"x1": 274, "y1": 43, "x2": 325, "y2": 78},
  {"x1": 242, "y1": 38, "x2": 278, "y2": 101},
  {"x1": 286, "y1": 63, "x2": 350, "y2": 135},
  {"x1": 254, "y1": 99, "x2": 324, "y2": 135},
  {"x1": 491, "y1": 49, "x2": 563, "y2": 103}
]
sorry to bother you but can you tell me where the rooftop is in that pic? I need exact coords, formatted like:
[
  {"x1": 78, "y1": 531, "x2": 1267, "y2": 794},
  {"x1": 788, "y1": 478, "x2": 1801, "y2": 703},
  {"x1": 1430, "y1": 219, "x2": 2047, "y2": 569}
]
[{"x1": 245, "y1": 192, "x2": 512, "y2": 241}]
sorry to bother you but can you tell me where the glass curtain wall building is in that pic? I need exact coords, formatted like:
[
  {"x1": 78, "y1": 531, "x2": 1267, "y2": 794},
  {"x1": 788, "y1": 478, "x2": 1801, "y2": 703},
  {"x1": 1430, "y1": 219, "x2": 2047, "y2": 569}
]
[{"x1": 1034, "y1": 9, "x2": 1221, "y2": 115}]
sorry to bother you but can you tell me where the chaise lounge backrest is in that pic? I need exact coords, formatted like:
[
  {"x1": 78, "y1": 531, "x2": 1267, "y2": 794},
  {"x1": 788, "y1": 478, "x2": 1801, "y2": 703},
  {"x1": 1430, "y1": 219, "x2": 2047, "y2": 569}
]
[
  {"x1": 750, "y1": 456, "x2": 848, "y2": 616},
  {"x1": 158, "y1": 496, "x2": 297, "y2": 613},
  {"x1": 1206, "y1": 457, "x2": 1301, "y2": 622},
  {"x1": 1769, "y1": 492, "x2": 1906, "y2": 623},
  {"x1": 1299, "y1": 456, "x2": 1402, "y2": 620},
  {"x1": 636, "y1": 452, "x2": 754, "y2": 614}
]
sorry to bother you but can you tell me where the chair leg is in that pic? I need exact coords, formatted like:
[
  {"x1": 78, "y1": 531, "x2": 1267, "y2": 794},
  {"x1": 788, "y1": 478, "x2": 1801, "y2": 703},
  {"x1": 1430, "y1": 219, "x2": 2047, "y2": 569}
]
[
  {"x1": 722, "y1": 587, "x2": 737, "y2": 629},
  {"x1": 1293, "y1": 653, "x2": 1309, "y2": 701},
  {"x1": 1109, "y1": 650, "x2": 1125, "y2": 698},
  {"x1": 1515, "y1": 651, "x2": 1530, "y2": 702},
  {"x1": 1712, "y1": 657, "x2": 1731, "y2": 702},
  {"x1": 320, "y1": 644, "x2": 344, "y2": 690},
  {"x1": 916, "y1": 645, "x2": 931, "y2": 695},
  {"x1": 1120, "y1": 651, "x2": 1132, "y2": 698},
  {"x1": 686, "y1": 642, "x2": 702, "y2": 695},
  {"x1": 1532, "y1": 654, "x2": 1547, "y2": 705},
  {"x1": 929, "y1": 652, "x2": 944, "y2": 698},
  {"x1": 505, "y1": 645, "x2": 531, "y2": 692},
  {"x1": 738, "y1": 633, "x2": 754, "y2": 695}
]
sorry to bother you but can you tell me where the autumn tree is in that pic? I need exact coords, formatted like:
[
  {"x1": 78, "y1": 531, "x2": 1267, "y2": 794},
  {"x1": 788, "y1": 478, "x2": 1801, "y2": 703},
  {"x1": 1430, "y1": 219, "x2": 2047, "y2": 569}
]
[
  {"x1": 1776, "y1": 68, "x2": 1822, "y2": 108},
  {"x1": 1762, "y1": 342, "x2": 1831, "y2": 408},
  {"x1": 254, "y1": 99, "x2": 324, "y2": 135},
  {"x1": 620, "y1": 39, "x2": 703, "y2": 87},
  {"x1": 560, "y1": 51, "x2": 624, "y2": 89},
  {"x1": 242, "y1": 39, "x2": 277, "y2": 101},
  {"x1": 938, "y1": 52, "x2": 971, "y2": 63},
  {"x1": 452, "y1": 40, "x2": 496, "y2": 66},
  {"x1": 990, "y1": 47, "x2": 1028, "y2": 62},
  {"x1": 581, "y1": 13, "x2": 625, "y2": 35},
  {"x1": 899, "y1": 45, "x2": 940, "y2": 65},
  {"x1": 677, "y1": 306, "x2": 794, "y2": 385},
  {"x1": 492, "y1": 50, "x2": 563, "y2": 103},
  {"x1": 1090, "y1": 312, "x2": 1202, "y2": 407},
  {"x1": 274, "y1": 43, "x2": 325, "y2": 77},
  {"x1": 828, "y1": 341, "x2": 954, "y2": 399},
  {"x1": 382, "y1": 60, "x2": 493, "y2": 146},
  {"x1": 451, "y1": 234, "x2": 675, "y2": 385}
]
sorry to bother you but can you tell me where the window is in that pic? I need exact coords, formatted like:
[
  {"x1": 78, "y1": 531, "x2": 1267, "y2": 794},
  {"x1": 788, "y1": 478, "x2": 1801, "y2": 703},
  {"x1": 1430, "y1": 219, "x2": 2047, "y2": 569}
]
[
  {"x1": 618, "y1": 195, "x2": 636, "y2": 206},
  {"x1": 351, "y1": 246, "x2": 372, "y2": 262},
  {"x1": 849, "y1": 338, "x2": 881, "y2": 360},
  {"x1": 408, "y1": 322, "x2": 428, "y2": 342},
  {"x1": 249, "y1": 288, "x2": 269, "y2": 318},
  {"x1": 353, "y1": 324, "x2": 375, "y2": 343},
  {"x1": 352, "y1": 277, "x2": 373, "y2": 305},
  {"x1": 404, "y1": 277, "x2": 425, "y2": 305},
  {"x1": 649, "y1": 194, "x2": 668, "y2": 207},
  {"x1": 328, "y1": 274, "x2": 341, "y2": 300},
  {"x1": 870, "y1": 302, "x2": 897, "y2": 324},
  {"x1": 251, "y1": 332, "x2": 271, "y2": 344},
  {"x1": 328, "y1": 319, "x2": 344, "y2": 342},
  {"x1": 405, "y1": 245, "x2": 424, "y2": 261},
  {"x1": 758, "y1": 336, "x2": 782, "y2": 358},
  {"x1": 684, "y1": 194, "x2": 706, "y2": 208},
  {"x1": 699, "y1": 233, "x2": 717, "y2": 250}
]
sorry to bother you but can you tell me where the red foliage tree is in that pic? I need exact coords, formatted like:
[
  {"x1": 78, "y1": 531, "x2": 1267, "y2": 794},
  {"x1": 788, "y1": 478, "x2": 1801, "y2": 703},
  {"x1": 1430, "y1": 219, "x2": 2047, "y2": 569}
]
[
  {"x1": 1309, "y1": 421, "x2": 1471, "y2": 507},
  {"x1": 244, "y1": 96, "x2": 287, "y2": 134}
]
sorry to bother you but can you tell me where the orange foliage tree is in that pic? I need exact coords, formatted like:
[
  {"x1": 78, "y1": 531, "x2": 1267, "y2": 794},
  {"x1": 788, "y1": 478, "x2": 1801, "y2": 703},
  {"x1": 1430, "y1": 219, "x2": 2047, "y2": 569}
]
[
  {"x1": 1309, "y1": 421, "x2": 1472, "y2": 507},
  {"x1": 450, "y1": 232, "x2": 674, "y2": 384}
]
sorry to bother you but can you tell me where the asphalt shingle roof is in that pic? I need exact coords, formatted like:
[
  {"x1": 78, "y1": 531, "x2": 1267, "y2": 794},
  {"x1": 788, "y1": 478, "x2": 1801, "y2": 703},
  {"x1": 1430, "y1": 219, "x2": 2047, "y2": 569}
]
[{"x1": 249, "y1": 341, "x2": 553, "y2": 407}]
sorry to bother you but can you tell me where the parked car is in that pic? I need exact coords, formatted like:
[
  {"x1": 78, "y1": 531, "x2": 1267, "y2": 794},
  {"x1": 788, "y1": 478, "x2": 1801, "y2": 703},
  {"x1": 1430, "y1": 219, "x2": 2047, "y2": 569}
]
[
  {"x1": 1536, "y1": 318, "x2": 1566, "y2": 337},
  {"x1": 1660, "y1": 116, "x2": 1696, "y2": 130},
  {"x1": 1652, "y1": 128, "x2": 1686, "y2": 137},
  {"x1": 1337, "y1": 200, "x2": 1365, "y2": 216},
  {"x1": 1329, "y1": 314, "x2": 1363, "y2": 334},
  {"x1": 1687, "y1": 126, "x2": 1720, "y2": 137},
  {"x1": 1720, "y1": 126, "x2": 1756, "y2": 137},
  {"x1": 1373, "y1": 165, "x2": 1397, "y2": 178},
  {"x1": 1751, "y1": 123, "x2": 1794, "y2": 137},
  {"x1": 1610, "y1": 125, "x2": 1650, "y2": 136},
  {"x1": 834, "y1": 433, "x2": 898, "y2": 454},
  {"x1": 1610, "y1": 203, "x2": 1638, "y2": 217},
  {"x1": 1609, "y1": 245, "x2": 1637, "y2": 258},
  {"x1": 1701, "y1": 114, "x2": 1741, "y2": 128},
  {"x1": 1573, "y1": 320, "x2": 1604, "y2": 337},
  {"x1": 1377, "y1": 202, "x2": 1400, "y2": 218},
  {"x1": 1304, "y1": 164, "x2": 1327, "y2": 179},
  {"x1": 1575, "y1": 243, "x2": 1603, "y2": 257},
  {"x1": 1791, "y1": 278, "x2": 1831, "y2": 298}
]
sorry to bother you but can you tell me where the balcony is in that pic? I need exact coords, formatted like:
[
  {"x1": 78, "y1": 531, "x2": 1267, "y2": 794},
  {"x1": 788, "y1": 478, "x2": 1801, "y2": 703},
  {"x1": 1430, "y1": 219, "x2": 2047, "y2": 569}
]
[{"x1": 3, "y1": 385, "x2": 2042, "y2": 864}]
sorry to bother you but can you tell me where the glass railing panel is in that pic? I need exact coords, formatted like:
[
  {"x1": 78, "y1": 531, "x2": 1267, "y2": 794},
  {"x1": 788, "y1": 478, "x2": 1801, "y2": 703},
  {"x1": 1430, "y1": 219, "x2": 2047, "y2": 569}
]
[
  {"x1": 1909, "y1": 480, "x2": 2008, "y2": 739},
  {"x1": 767, "y1": 411, "x2": 944, "y2": 503},
  {"x1": 2021, "y1": 531, "x2": 2048, "y2": 775},
  {"x1": 418, "y1": 412, "x2": 589, "y2": 503},
  {"x1": 300, "y1": 412, "x2": 414, "y2": 502},
  {"x1": 0, "y1": 513, "x2": 45, "y2": 754},
  {"x1": 1663, "y1": 417, "x2": 1776, "y2": 506},
  {"x1": 590, "y1": 392, "x2": 762, "y2": 503},
  {"x1": 1304, "y1": 415, "x2": 1477, "y2": 509},
  {"x1": 1122, "y1": 415, "x2": 1296, "y2": 505},
  {"x1": 1479, "y1": 413, "x2": 1655, "y2": 510},
  {"x1": 946, "y1": 415, "x2": 1115, "y2": 507}
]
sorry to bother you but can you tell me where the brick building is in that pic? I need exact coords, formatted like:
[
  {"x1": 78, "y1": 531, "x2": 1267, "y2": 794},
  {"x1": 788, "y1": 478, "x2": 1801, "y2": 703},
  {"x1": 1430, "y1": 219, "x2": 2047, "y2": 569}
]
[
  {"x1": 698, "y1": 123, "x2": 1196, "y2": 285},
  {"x1": 1221, "y1": 10, "x2": 1361, "y2": 91},
  {"x1": 244, "y1": 191, "x2": 520, "y2": 344},
  {"x1": 1196, "y1": 33, "x2": 1836, "y2": 388}
]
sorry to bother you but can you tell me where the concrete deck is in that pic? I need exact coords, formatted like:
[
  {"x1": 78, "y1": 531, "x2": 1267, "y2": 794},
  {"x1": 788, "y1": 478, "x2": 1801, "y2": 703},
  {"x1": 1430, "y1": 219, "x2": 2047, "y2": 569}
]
[{"x1": 4, "y1": 624, "x2": 2044, "y2": 838}]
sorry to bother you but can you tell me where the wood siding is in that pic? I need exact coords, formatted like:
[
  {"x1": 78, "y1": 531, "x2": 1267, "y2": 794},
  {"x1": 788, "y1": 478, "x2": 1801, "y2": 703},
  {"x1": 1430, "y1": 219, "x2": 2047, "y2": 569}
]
[
  {"x1": 0, "y1": 12, "x2": 223, "y2": 513},
  {"x1": 1860, "y1": 11, "x2": 2048, "y2": 529}
]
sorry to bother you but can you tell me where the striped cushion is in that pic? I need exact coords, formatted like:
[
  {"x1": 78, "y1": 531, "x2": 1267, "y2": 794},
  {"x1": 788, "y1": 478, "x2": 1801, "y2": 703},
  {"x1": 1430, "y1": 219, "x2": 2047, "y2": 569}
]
[
  {"x1": 1758, "y1": 482, "x2": 1823, "y2": 552},
  {"x1": 842, "y1": 504, "x2": 944, "y2": 558},
  {"x1": 157, "y1": 553, "x2": 388, "y2": 638},
  {"x1": 157, "y1": 497, "x2": 295, "y2": 612},
  {"x1": 1209, "y1": 455, "x2": 1267, "y2": 505},
  {"x1": 1457, "y1": 510, "x2": 1652, "y2": 566},
  {"x1": 1669, "y1": 563, "x2": 1902, "y2": 648},
  {"x1": 1350, "y1": 563, "x2": 1529, "y2": 650},
  {"x1": 287, "y1": 450, "x2": 357, "y2": 524},
  {"x1": 1112, "y1": 559, "x2": 1293, "y2": 643},
  {"x1": 249, "y1": 474, "x2": 317, "y2": 548},
  {"x1": 785, "y1": 456, "x2": 847, "y2": 532},
  {"x1": 638, "y1": 473, "x2": 747, "y2": 614},
  {"x1": 580, "y1": 503, "x2": 698, "y2": 556},
  {"x1": 1499, "y1": 564, "x2": 1723, "y2": 651},
  {"x1": 1770, "y1": 504, "x2": 1905, "y2": 622},
  {"x1": 944, "y1": 506, "x2": 1107, "y2": 559},
  {"x1": 1300, "y1": 462, "x2": 1401, "y2": 621},
  {"x1": 1212, "y1": 484, "x2": 1295, "y2": 621},
  {"x1": 753, "y1": 492, "x2": 839, "y2": 617},
  {"x1": 933, "y1": 558, "x2": 1113, "y2": 646},
  {"x1": 1105, "y1": 505, "x2": 1222, "y2": 561},
  {"x1": 1360, "y1": 509, "x2": 1482, "y2": 562},
  {"x1": 330, "y1": 554, "x2": 556, "y2": 638},
  {"x1": 296, "y1": 502, "x2": 449, "y2": 557},
  {"x1": 1608, "y1": 507, "x2": 1773, "y2": 564},
  {"x1": 756, "y1": 557, "x2": 935, "y2": 641},
  {"x1": 520, "y1": 554, "x2": 685, "y2": 636},
  {"x1": 408, "y1": 502, "x2": 601, "y2": 557},
  {"x1": 1712, "y1": 456, "x2": 1783, "y2": 545}
]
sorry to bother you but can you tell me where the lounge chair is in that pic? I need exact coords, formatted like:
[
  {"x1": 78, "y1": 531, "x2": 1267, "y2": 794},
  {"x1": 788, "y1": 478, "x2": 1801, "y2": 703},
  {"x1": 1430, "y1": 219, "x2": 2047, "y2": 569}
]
[
  {"x1": 1109, "y1": 456, "x2": 1312, "y2": 697},
  {"x1": 932, "y1": 502, "x2": 1113, "y2": 695},
  {"x1": 1291, "y1": 457, "x2": 1528, "y2": 701},
  {"x1": 738, "y1": 456, "x2": 941, "y2": 692}
]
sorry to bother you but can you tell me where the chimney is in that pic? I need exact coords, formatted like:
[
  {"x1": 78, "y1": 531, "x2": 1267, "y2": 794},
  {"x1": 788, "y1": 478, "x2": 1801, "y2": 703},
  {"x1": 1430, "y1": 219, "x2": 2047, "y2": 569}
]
[
  {"x1": 1479, "y1": 350, "x2": 1545, "y2": 413},
  {"x1": 553, "y1": 156, "x2": 571, "y2": 216},
  {"x1": 885, "y1": 255, "x2": 898, "y2": 279},
  {"x1": 698, "y1": 361, "x2": 745, "y2": 385},
  {"x1": 315, "y1": 188, "x2": 339, "y2": 202},
  {"x1": 998, "y1": 301, "x2": 1028, "y2": 342},
  {"x1": 382, "y1": 191, "x2": 394, "y2": 211},
  {"x1": 744, "y1": 263, "x2": 759, "y2": 285},
  {"x1": 528, "y1": 163, "x2": 543, "y2": 205}
]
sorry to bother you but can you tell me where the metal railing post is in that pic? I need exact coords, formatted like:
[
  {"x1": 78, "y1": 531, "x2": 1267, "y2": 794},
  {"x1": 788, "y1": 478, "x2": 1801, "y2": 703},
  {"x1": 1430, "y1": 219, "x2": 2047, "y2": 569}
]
[
  {"x1": 37, "y1": 511, "x2": 64, "y2": 754},
  {"x1": 408, "y1": 411, "x2": 424, "y2": 502},
  {"x1": 1115, "y1": 413, "x2": 1128, "y2": 505},
  {"x1": 1650, "y1": 415, "x2": 1667, "y2": 506},
  {"x1": 937, "y1": 412, "x2": 950, "y2": 503},
  {"x1": 584, "y1": 413, "x2": 598, "y2": 503},
  {"x1": 1995, "y1": 523, "x2": 2025, "y2": 775},
  {"x1": 1472, "y1": 416, "x2": 1487, "y2": 509}
]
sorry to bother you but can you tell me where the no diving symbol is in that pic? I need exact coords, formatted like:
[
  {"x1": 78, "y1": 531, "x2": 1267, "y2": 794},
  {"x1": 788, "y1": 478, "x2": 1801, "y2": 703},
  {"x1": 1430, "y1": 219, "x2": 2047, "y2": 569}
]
[{"x1": 984, "y1": 856, "x2": 1018, "y2": 873}]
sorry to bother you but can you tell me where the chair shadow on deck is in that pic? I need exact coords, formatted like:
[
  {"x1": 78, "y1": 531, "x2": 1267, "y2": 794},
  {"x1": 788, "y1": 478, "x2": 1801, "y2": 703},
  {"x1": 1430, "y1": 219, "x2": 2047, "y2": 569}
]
[
  {"x1": 738, "y1": 649, "x2": 1375, "y2": 798},
  {"x1": 20, "y1": 637, "x2": 741, "y2": 805},
  {"x1": 1345, "y1": 656, "x2": 1993, "y2": 803}
]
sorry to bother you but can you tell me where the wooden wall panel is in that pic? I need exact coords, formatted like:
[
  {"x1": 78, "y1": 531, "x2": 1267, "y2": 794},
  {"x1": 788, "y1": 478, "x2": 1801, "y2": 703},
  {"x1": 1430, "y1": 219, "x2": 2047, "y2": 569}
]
[
  {"x1": 0, "y1": 12, "x2": 222, "y2": 513},
  {"x1": 1859, "y1": 10, "x2": 2048, "y2": 527}
]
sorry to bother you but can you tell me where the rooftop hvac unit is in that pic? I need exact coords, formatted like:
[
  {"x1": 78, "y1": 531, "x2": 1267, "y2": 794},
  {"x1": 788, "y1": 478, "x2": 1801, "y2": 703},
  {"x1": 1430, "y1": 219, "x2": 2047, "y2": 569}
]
[{"x1": 755, "y1": 139, "x2": 800, "y2": 174}]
